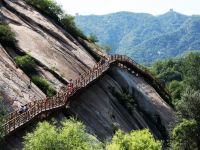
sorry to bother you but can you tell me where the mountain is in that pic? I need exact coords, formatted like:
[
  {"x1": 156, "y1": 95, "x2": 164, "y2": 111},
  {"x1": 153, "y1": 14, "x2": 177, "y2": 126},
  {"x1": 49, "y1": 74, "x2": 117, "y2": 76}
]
[{"x1": 75, "y1": 10, "x2": 200, "y2": 64}]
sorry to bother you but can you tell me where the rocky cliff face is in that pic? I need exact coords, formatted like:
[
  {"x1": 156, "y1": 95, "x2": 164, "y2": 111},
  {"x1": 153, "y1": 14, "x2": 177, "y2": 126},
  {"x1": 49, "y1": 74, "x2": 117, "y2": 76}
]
[{"x1": 1, "y1": 0, "x2": 174, "y2": 149}]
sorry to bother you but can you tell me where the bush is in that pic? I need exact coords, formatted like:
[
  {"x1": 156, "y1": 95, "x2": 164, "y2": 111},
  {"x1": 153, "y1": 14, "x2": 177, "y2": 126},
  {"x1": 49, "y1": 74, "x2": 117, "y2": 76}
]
[
  {"x1": 31, "y1": 76, "x2": 56, "y2": 97},
  {"x1": 177, "y1": 88, "x2": 200, "y2": 122},
  {"x1": 0, "y1": 96, "x2": 8, "y2": 145},
  {"x1": 25, "y1": 0, "x2": 63, "y2": 21},
  {"x1": 168, "y1": 80, "x2": 185, "y2": 103},
  {"x1": 115, "y1": 92, "x2": 137, "y2": 112},
  {"x1": 60, "y1": 14, "x2": 87, "y2": 39},
  {"x1": 15, "y1": 55, "x2": 37, "y2": 75},
  {"x1": 0, "y1": 24, "x2": 16, "y2": 47},
  {"x1": 106, "y1": 129, "x2": 162, "y2": 150},
  {"x1": 23, "y1": 118, "x2": 103, "y2": 150},
  {"x1": 170, "y1": 119, "x2": 199, "y2": 150}
]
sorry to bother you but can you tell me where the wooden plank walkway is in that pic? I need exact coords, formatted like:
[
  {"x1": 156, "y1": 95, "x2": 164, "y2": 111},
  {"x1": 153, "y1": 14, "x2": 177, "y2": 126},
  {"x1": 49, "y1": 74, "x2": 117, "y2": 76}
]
[{"x1": 3, "y1": 55, "x2": 171, "y2": 135}]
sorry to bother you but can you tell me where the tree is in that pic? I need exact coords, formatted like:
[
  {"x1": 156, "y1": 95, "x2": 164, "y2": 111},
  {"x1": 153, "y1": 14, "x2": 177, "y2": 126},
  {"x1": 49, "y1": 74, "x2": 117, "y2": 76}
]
[
  {"x1": 106, "y1": 129, "x2": 162, "y2": 150},
  {"x1": 168, "y1": 80, "x2": 184, "y2": 103},
  {"x1": 182, "y1": 52, "x2": 200, "y2": 90},
  {"x1": 23, "y1": 118, "x2": 103, "y2": 150},
  {"x1": 170, "y1": 119, "x2": 199, "y2": 150},
  {"x1": 25, "y1": 0, "x2": 63, "y2": 21},
  {"x1": 177, "y1": 88, "x2": 200, "y2": 122}
]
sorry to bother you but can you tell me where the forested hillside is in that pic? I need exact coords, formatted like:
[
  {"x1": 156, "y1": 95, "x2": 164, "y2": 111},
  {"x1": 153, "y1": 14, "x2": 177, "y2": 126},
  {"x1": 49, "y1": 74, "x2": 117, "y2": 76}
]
[
  {"x1": 150, "y1": 52, "x2": 200, "y2": 149},
  {"x1": 75, "y1": 11, "x2": 200, "y2": 64}
]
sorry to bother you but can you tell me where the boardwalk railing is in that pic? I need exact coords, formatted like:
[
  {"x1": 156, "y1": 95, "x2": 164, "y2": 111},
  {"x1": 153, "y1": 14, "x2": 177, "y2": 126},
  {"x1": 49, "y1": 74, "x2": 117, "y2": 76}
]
[{"x1": 3, "y1": 55, "x2": 170, "y2": 135}]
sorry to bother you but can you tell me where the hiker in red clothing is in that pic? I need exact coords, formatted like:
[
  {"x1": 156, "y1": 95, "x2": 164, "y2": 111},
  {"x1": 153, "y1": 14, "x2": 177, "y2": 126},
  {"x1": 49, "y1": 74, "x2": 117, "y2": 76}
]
[{"x1": 67, "y1": 79, "x2": 73, "y2": 93}]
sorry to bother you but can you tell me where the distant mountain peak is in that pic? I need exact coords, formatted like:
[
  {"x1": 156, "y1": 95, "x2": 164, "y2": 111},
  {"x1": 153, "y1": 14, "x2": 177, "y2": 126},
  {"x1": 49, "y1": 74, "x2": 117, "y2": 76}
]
[{"x1": 76, "y1": 11, "x2": 200, "y2": 64}]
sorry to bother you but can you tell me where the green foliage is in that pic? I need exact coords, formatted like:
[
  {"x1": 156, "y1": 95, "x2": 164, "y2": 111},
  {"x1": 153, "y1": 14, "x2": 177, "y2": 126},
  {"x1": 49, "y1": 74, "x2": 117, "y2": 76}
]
[
  {"x1": 23, "y1": 118, "x2": 103, "y2": 150},
  {"x1": 31, "y1": 76, "x2": 56, "y2": 97},
  {"x1": 170, "y1": 119, "x2": 199, "y2": 150},
  {"x1": 115, "y1": 92, "x2": 137, "y2": 112},
  {"x1": 0, "y1": 24, "x2": 16, "y2": 47},
  {"x1": 106, "y1": 129, "x2": 162, "y2": 150},
  {"x1": 88, "y1": 33, "x2": 99, "y2": 43},
  {"x1": 181, "y1": 52, "x2": 200, "y2": 90},
  {"x1": 0, "y1": 96, "x2": 8, "y2": 145},
  {"x1": 15, "y1": 55, "x2": 56, "y2": 96},
  {"x1": 177, "y1": 88, "x2": 200, "y2": 122},
  {"x1": 25, "y1": 0, "x2": 63, "y2": 21},
  {"x1": 15, "y1": 55, "x2": 37, "y2": 75},
  {"x1": 75, "y1": 12, "x2": 200, "y2": 64},
  {"x1": 23, "y1": 121, "x2": 58, "y2": 150},
  {"x1": 150, "y1": 52, "x2": 200, "y2": 104},
  {"x1": 60, "y1": 14, "x2": 87, "y2": 39},
  {"x1": 25, "y1": 0, "x2": 86, "y2": 39},
  {"x1": 168, "y1": 81, "x2": 184, "y2": 102}
]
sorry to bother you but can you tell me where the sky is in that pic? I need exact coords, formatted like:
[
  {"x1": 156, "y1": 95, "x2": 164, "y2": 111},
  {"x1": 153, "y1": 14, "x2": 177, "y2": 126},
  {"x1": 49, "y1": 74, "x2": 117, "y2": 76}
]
[{"x1": 55, "y1": 0, "x2": 200, "y2": 16}]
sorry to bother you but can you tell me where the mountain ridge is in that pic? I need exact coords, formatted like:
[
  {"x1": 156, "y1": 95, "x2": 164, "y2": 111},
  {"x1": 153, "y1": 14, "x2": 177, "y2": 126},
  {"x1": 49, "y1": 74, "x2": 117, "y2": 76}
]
[{"x1": 75, "y1": 10, "x2": 200, "y2": 64}]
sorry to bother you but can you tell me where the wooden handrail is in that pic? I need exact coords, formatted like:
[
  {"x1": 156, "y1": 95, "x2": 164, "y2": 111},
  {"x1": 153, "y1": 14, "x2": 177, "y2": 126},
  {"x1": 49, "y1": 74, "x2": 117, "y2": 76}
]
[{"x1": 3, "y1": 55, "x2": 170, "y2": 135}]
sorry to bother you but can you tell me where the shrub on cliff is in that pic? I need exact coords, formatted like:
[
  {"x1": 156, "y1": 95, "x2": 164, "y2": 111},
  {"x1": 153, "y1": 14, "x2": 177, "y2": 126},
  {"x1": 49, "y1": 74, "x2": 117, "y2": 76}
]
[
  {"x1": 23, "y1": 118, "x2": 103, "y2": 150},
  {"x1": 31, "y1": 76, "x2": 56, "y2": 97},
  {"x1": 25, "y1": 0, "x2": 86, "y2": 39},
  {"x1": 25, "y1": 0, "x2": 63, "y2": 21},
  {"x1": 0, "y1": 24, "x2": 16, "y2": 47},
  {"x1": 15, "y1": 55, "x2": 36, "y2": 75},
  {"x1": 170, "y1": 119, "x2": 199, "y2": 150},
  {"x1": 0, "y1": 96, "x2": 8, "y2": 145},
  {"x1": 106, "y1": 129, "x2": 162, "y2": 150}
]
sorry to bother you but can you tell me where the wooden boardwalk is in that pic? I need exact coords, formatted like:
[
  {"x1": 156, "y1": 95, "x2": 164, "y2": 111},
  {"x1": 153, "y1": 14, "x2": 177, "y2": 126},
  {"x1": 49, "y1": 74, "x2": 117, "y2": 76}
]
[{"x1": 3, "y1": 55, "x2": 171, "y2": 136}]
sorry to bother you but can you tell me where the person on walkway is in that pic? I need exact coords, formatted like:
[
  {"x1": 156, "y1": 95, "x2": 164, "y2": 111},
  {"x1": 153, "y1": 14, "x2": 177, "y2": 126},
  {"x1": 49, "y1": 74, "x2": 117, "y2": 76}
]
[
  {"x1": 19, "y1": 104, "x2": 28, "y2": 114},
  {"x1": 23, "y1": 104, "x2": 28, "y2": 112},
  {"x1": 19, "y1": 106, "x2": 24, "y2": 114},
  {"x1": 67, "y1": 79, "x2": 73, "y2": 93},
  {"x1": 28, "y1": 78, "x2": 32, "y2": 89}
]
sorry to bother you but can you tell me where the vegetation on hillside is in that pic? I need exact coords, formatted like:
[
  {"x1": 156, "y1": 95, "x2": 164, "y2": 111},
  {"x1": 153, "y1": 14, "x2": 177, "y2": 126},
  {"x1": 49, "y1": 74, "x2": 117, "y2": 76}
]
[
  {"x1": 150, "y1": 52, "x2": 200, "y2": 149},
  {"x1": 0, "y1": 96, "x2": 8, "y2": 145},
  {"x1": 25, "y1": 0, "x2": 87, "y2": 40},
  {"x1": 15, "y1": 55, "x2": 56, "y2": 97},
  {"x1": 23, "y1": 118, "x2": 104, "y2": 150},
  {"x1": 75, "y1": 12, "x2": 200, "y2": 64},
  {"x1": 15, "y1": 55, "x2": 37, "y2": 75},
  {"x1": 23, "y1": 118, "x2": 161, "y2": 150},
  {"x1": 0, "y1": 24, "x2": 16, "y2": 47},
  {"x1": 150, "y1": 52, "x2": 200, "y2": 104},
  {"x1": 107, "y1": 129, "x2": 162, "y2": 150},
  {"x1": 32, "y1": 76, "x2": 56, "y2": 97},
  {"x1": 170, "y1": 119, "x2": 199, "y2": 149}
]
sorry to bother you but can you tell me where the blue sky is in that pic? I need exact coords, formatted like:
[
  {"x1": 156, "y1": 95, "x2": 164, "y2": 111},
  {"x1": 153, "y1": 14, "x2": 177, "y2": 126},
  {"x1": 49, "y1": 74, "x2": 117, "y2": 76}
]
[{"x1": 55, "y1": 0, "x2": 200, "y2": 16}]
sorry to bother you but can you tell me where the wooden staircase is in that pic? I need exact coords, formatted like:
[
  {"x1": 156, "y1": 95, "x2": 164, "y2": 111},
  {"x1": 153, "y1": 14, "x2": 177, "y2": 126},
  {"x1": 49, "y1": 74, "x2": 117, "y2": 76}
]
[{"x1": 3, "y1": 55, "x2": 171, "y2": 136}]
